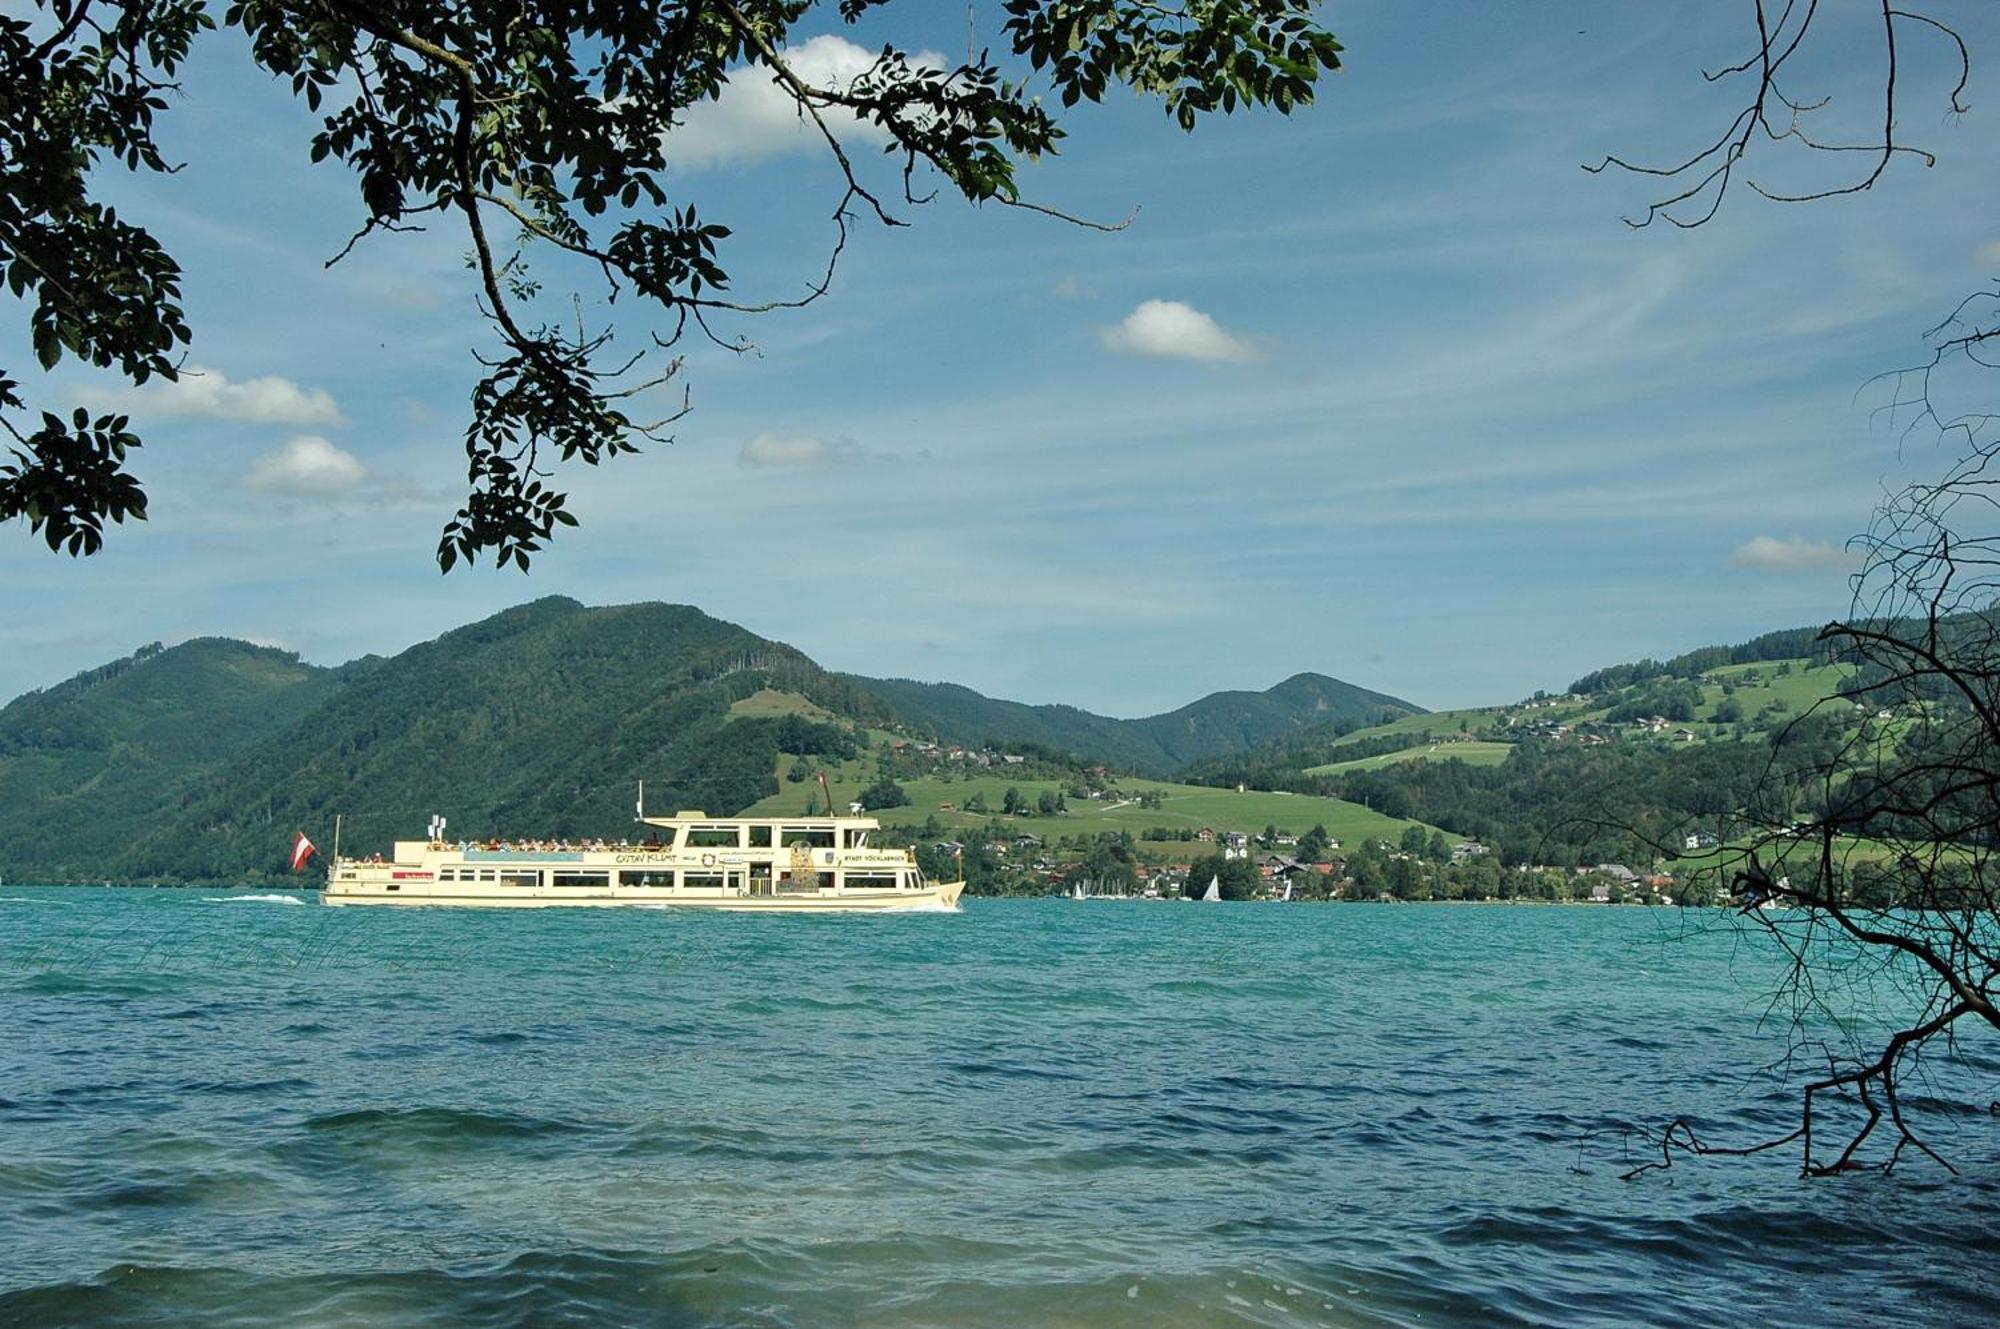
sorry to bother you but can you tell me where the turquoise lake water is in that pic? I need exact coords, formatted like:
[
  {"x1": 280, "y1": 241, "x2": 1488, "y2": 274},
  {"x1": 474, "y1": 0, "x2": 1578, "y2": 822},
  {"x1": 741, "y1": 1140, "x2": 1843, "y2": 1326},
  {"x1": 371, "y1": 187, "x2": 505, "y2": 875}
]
[{"x1": 2, "y1": 890, "x2": 1997, "y2": 1327}]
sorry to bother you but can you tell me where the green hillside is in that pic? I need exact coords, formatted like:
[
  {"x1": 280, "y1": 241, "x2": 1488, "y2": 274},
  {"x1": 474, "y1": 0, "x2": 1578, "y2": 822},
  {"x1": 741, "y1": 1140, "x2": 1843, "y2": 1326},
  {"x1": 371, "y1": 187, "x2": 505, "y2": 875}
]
[
  {"x1": 0, "y1": 600, "x2": 1433, "y2": 885},
  {"x1": 1306, "y1": 741, "x2": 1513, "y2": 775},
  {"x1": 847, "y1": 670, "x2": 1422, "y2": 776},
  {"x1": 741, "y1": 757, "x2": 1437, "y2": 852},
  {"x1": 0, "y1": 600, "x2": 899, "y2": 882},
  {"x1": 1181, "y1": 623, "x2": 1886, "y2": 872},
  {"x1": 0, "y1": 601, "x2": 1902, "y2": 889},
  {"x1": 0, "y1": 638, "x2": 346, "y2": 877}
]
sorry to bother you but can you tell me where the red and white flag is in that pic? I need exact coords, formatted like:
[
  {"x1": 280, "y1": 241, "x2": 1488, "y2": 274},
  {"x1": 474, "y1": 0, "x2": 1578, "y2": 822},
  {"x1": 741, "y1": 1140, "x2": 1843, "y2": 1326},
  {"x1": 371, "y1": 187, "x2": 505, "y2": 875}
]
[{"x1": 290, "y1": 831, "x2": 318, "y2": 873}]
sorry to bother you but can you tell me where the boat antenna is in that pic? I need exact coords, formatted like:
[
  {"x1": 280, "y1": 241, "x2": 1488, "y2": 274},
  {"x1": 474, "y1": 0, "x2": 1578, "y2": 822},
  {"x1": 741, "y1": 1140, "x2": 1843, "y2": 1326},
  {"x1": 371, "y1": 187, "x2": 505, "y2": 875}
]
[
  {"x1": 636, "y1": 779, "x2": 645, "y2": 822},
  {"x1": 331, "y1": 812, "x2": 342, "y2": 878}
]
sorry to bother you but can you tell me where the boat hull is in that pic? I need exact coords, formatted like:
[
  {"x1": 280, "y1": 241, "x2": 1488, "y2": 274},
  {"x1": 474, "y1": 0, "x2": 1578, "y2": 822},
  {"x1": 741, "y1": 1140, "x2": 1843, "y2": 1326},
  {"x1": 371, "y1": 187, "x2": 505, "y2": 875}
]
[{"x1": 321, "y1": 880, "x2": 966, "y2": 911}]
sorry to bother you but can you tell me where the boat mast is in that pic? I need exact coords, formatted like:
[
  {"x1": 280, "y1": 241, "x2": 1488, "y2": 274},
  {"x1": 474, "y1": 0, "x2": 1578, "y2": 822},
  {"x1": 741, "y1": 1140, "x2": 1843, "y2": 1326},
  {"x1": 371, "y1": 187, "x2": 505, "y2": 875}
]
[{"x1": 331, "y1": 813, "x2": 342, "y2": 881}]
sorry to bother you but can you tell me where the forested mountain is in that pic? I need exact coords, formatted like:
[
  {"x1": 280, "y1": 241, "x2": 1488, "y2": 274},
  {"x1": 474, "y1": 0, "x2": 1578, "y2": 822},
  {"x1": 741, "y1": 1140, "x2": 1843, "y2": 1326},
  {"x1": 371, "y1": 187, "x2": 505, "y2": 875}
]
[
  {"x1": 0, "y1": 638, "x2": 348, "y2": 877},
  {"x1": 846, "y1": 671, "x2": 1421, "y2": 777},
  {"x1": 2, "y1": 598, "x2": 1410, "y2": 882},
  {"x1": 4, "y1": 600, "x2": 891, "y2": 881},
  {"x1": 4, "y1": 599, "x2": 1881, "y2": 885}
]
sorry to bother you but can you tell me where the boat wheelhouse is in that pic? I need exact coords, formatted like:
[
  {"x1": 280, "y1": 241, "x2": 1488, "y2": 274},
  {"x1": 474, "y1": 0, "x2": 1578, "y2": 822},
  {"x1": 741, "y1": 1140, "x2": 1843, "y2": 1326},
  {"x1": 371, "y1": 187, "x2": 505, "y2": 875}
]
[{"x1": 321, "y1": 810, "x2": 964, "y2": 911}]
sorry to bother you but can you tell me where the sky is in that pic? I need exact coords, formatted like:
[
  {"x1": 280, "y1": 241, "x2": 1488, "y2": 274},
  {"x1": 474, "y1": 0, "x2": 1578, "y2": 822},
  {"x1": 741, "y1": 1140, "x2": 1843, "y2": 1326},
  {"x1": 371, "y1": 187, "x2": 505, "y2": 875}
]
[{"x1": 4, "y1": 2, "x2": 1998, "y2": 716}]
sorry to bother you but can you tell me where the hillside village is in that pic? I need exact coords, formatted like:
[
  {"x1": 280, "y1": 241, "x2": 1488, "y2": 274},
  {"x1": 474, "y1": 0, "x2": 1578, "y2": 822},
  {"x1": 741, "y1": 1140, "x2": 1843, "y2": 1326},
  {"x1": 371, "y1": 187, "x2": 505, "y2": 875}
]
[{"x1": 757, "y1": 723, "x2": 1786, "y2": 906}]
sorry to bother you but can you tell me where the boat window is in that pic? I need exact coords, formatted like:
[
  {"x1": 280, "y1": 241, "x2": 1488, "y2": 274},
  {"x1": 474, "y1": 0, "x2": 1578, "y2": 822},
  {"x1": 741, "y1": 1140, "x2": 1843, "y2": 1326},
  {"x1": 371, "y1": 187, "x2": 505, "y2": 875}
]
[
  {"x1": 500, "y1": 871, "x2": 540, "y2": 888},
  {"x1": 783, "y1": 827, "x2": 837, "y2": 849},
  {"x1": 438, "y1": 869, "x2": 459, "y2": 882},
  {"x1": 620, "y1": 870, "x2": 675, "y2": 888},
  {"x1": 478, "y1": 870, "x2": 497, "y2": 882},
  {"x1": 681, "y1": 871, "x2": 725, "y2": 891},
  {"x1": 844, "y1": 873, "x2": 899, "y2": 892},
  {"x1": 746, "y1": 825, "x2": 773, "y2": 848},
  {"x1": 552, "y1": 872, "x2": 609, "y2": 888},
  {"x1": 685, "y1": 827, "x2": 741, "y2": 848}
]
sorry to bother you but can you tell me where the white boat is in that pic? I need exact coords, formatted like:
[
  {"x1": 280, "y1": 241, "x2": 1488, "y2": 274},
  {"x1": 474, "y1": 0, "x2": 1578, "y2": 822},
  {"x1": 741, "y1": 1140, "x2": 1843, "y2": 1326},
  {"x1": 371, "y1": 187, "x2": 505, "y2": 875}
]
[
  {"x1": 1199, "y1": 874, "x2": 1221, "y2": 903},
  {"x1": 322, "y1": 810, "x2": 964, "y2": 911}
]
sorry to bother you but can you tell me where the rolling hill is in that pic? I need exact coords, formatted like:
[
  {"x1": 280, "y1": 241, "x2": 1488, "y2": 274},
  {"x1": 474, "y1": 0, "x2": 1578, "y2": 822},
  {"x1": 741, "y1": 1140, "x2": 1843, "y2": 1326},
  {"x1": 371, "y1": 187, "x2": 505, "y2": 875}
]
[
  {"x1": 0, "y1": 638, "x2": 349, "y2": 878},
  {"x1": 0, "y1": 598, "x2": 1420, "y2": 882},
  {"x1": 845, "y1": 671, "x2": 1422, "y2": 776}
]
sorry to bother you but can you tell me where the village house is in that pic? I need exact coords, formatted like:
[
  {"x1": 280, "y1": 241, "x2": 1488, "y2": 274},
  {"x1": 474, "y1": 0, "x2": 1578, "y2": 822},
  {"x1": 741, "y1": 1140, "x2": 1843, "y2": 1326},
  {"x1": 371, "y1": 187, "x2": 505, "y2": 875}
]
[{"x1": 1261, "y1": 853, "x2": 1308, "y2": 880}]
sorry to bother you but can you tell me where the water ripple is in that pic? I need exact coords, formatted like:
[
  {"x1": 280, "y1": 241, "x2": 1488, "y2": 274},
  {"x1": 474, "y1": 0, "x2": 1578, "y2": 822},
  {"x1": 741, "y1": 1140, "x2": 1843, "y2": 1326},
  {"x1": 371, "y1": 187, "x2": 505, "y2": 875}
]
[{"x1": 0, "y1": 890, "x2": 1995, "y2": 1327}]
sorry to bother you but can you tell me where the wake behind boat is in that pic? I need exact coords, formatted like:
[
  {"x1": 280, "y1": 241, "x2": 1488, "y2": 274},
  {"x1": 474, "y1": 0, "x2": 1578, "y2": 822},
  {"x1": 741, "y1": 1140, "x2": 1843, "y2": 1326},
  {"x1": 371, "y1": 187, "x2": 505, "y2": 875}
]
[{"x1": 321, "y1": 810, "x2": 963, "y2": 911}]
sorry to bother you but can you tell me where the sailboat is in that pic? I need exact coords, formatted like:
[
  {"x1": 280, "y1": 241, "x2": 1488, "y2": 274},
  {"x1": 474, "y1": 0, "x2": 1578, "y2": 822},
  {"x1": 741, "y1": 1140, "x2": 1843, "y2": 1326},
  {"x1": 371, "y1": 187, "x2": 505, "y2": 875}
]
[
  {"x1": 1199, "y1": 874, "x2": 1221, "y2": 903},
  {"x1": 1279, "y1": 881, "x2": 1294, "y2": 903},
  {"x1": 1071, "y1": 882, "x2": 1086, "y2": 901}
]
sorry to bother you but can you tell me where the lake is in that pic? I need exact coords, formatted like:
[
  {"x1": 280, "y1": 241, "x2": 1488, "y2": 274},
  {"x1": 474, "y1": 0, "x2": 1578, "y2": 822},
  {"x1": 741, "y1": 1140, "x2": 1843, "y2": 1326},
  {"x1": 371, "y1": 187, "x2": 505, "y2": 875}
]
[{"x1": 2, "y1": 890, "x2": 1996, "y2": 1327}]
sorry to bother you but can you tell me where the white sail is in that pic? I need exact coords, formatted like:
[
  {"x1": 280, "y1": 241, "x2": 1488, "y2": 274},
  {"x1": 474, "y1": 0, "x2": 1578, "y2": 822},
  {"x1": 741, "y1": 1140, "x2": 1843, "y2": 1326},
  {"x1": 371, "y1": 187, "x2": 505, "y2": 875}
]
[
  {"x1": 1280, "y1": 881, "x2": 1293, "y2": 902},
  {"x1": 1200, "y1": 874, "x2": 1221, "y2": 903}
]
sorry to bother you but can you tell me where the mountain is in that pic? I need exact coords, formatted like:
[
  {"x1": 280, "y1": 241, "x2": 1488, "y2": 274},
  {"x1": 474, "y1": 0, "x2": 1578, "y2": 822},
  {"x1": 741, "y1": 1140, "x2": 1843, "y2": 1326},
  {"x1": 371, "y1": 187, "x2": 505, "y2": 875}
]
[
  {"x1": 845, "y1": 671, "x2": 1423, "y2": 776},
  {"x1": 0, "y1": 638, "x2": 346, "y2": 878},
  {"x1": 0, "y1": 599, "x2": 896, "y2": 881},
  {"x1": 0, "y1": 598, "x2": 1419, "y2": 882}
]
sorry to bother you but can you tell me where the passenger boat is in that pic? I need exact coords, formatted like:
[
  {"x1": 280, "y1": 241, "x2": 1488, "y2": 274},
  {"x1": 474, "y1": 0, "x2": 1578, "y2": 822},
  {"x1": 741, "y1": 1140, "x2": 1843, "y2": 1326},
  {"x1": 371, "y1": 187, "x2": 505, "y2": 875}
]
[{"x1": 321, "y1": 810, "x2": 964, "y2": 911}]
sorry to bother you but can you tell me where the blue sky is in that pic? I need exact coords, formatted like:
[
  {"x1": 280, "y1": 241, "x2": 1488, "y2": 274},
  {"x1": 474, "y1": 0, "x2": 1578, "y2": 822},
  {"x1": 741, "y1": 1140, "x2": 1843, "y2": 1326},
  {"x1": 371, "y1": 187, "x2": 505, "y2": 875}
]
[{"x1": 4, "y1": 2, "x2": 1997, "y2": 715}]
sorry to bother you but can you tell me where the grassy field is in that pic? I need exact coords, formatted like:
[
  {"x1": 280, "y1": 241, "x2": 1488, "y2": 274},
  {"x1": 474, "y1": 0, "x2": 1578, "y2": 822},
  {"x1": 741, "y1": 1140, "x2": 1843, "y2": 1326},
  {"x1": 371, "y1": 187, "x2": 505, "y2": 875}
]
[
  {"x1": 1305, "y1": 740, "x2": 1514, "y2": 775},
  {"x1": 1326, "y1": 706, "x2": 1515, "y2": 750},
  {"x1": 1686, "y1": 662, "x2": 1858, "y2": 724},
  {"x1": 725, "y1": 689, "x2": 842, "y2": 722},
  {"x1": 739, "y1": 754, "x2": 1444, "y2": 853}
]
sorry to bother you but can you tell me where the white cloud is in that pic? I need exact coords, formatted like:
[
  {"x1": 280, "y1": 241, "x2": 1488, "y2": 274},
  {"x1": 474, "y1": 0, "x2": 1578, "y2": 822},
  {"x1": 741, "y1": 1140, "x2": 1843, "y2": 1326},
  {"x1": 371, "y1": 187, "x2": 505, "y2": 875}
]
[
  {"x1": 1100, "y1": 300, "x2": 1258, "y2": 363},
  {"x1": 672, "y1": 35, "x2": 945, "y2": 171},
  {"x1": 739, "y1": 432, "x2": 874, "y2": 468},
  {"x1": 1051, "y1": 276, "x2": 1085, "y2": 300},
  {"x1": 1980, "y1": 239, "x2": 2000, "y2": 267},
  {"x1": 244, "y1": 435, "x2": 368, "y2": 494},
  {"x1": 1731, "y1": 535, "x2": 1851, "y2": 573},
  {"x1": 116, "y1": 364, "x2": 344, "y2": 425}
]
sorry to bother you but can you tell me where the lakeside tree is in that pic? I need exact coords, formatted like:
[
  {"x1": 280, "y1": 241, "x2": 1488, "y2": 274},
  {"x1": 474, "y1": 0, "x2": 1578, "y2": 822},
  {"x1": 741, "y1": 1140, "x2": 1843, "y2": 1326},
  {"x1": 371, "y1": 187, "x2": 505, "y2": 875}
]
[
  {"x1": 857, "y1": 775, "x2": 907, "y2": 811},
  {"x1": 1185, "y1": 852, "x2": 1259, "y2": 900},
  {"x1": 1588, "y1": 3, "x2": 1999, "y2": 1177},
  {"x1": 0, "y1": 0, "x2": 1343, "y2": 565}
]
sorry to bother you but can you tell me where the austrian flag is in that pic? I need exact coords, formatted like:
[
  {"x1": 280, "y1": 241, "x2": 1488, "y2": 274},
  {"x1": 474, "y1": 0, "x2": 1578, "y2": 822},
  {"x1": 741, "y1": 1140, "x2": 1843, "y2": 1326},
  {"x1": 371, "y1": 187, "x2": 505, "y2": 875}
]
[{"x1": 290, "y1": 831, "x2": 318, "y2": 873}]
